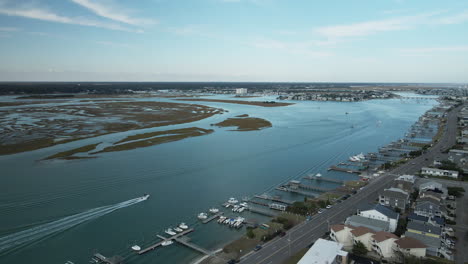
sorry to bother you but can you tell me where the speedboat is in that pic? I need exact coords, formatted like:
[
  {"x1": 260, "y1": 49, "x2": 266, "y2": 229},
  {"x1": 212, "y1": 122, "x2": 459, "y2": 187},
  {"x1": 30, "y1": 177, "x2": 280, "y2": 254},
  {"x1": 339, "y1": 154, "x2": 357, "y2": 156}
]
[
  {"x1": 174, "y1": 227, "x2": 183, "y2": 232},
  {"x1": 315, "y1": 173, "x2": 322, "y2": 177},
  {"x1": 198, "y1": 212, "x2": 208, "y2": 220},
  {"x1": 162, "y1": 240, "x2": 173, "y2": 246},
  {"x1": 228, "y1": 197, "x2": 239, "y2": 204},
  {"x1": 131, "y1": 245, "x2": 141, "y2": 251},
  {"x1": 179, "y1": 223, "x2": 189, "y2": 230},
  {"x1": 209, "y1": 208, "x2": 219, "y2": 214},
  {"x1": 165, "y1": 229, "x2": 177, "y2": 236},
  {"x1": 238, "y1": 207, "x2": 245, "y2": 213},
  {"x1": 232, "y1": 205, "x2": 240, "y2": 212},
  {"x1": 218, "y1": 216, "x2": 227, "y2": 223},
  {"x1": 240, "y1": 202, "x2": 248, "y2": 207},
  {"x1": 138, "y1": 194, "x2": 150, "y2": 201}
]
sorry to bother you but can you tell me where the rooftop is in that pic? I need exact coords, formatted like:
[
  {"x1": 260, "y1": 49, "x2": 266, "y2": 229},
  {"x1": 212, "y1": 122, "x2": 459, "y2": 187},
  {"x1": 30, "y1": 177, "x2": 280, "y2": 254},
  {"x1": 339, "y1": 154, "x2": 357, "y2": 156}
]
[
  {"x1": 345, "y1": 215, "x2": 389, "y2": 232},
  {"x1": 372, "y1": 231, "x2": 398, "y2": 243},
  {"x1": 297, "y1": 238, "x2": 348, "y2": 264},
  {"x1": 358, "y1": 203, "x2": 399, "y2": 219},
  {"x1": 395, "y1": 236, "x2": 427, "y2": 249},
  {"x1": 407, "y1": 221, "x2": 441, "y2": 235}
]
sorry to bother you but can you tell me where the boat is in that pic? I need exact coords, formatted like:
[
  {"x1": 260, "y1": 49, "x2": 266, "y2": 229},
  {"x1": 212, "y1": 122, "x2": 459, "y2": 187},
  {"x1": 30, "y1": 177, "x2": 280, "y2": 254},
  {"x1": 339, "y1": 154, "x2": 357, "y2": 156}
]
[
  {"x1": 225, "y1": 203, "x2": 231, "y2": 208},
  {"x1": 198, "y1": 212, "x2": 208, "y2": 220},
  {"x1": 179, "y1": 223, "x2": 189, "y2": 230},
  {"x1": 240, "y1": 202, "x2": 248, "y2": 207},
  {"x1": 228, "y1": 197, "x2": 239, "y2": 204},
  {"x1": 349, "y1": 153, "x2": 365, "y2": 162},
  {"x1": 209, "y1": 208, "x2": 219, "y2": 214},
  {"x1": 162, "y1": 240, "x2": 173, "y2": 246},
  {"x1": 165, "y1": 229, "x2": 177, "y2": 236},
  {"x1": 238, "y1": 207, "x2": 245, "y2": 213},
  {"x1": 174, "y1": 227, "x2": 183, "y2": 232},
  {"x1": 315, "y1": 173, "x2": 322, "y2": 177},
  {"x1": 232, "y1": 205, "x2": 240, "y2": 212},
  {"x1": 131, "y1": 245, "x2": 141, "y2": 251},
  {"x1": 218, "y1": 216, "x2": 227, "y2": 223},
  {"x1": 138, "y1": 194, "x2": 150, "y2": 201}
]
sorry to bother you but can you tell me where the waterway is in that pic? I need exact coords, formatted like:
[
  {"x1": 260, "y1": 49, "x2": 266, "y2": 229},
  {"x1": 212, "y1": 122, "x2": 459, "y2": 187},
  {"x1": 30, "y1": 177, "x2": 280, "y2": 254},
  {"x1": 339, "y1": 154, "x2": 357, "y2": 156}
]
[{"x1": 0, "y1": 94, "x2": 438, "y2": 264}]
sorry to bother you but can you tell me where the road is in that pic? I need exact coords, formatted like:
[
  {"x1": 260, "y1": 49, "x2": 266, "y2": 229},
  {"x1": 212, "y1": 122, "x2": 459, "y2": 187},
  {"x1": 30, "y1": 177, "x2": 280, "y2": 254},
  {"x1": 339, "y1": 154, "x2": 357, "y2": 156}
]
[{"x1": 239, "y1": 104, "x2": 462, "y2": 264}]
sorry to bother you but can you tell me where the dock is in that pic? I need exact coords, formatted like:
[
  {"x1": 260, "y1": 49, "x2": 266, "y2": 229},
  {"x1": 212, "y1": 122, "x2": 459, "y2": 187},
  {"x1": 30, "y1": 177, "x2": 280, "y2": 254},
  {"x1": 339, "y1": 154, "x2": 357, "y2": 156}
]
[
  {"x1": 303, "y1": 175, "x2": 345, "y2": 184},
  {"x1": 174, "y1": 236, "x2": 212, "y2": 255},
  {"x1": 247, "y1": 206, "x2": 278, "y2": 217},
  {"x1": 254, "y1": 194, "x2": 294, "y2": 205},
  {"x1": 328, "y1": 166, "x2": 361, "y2": 174},
  {"x1": 202, "y1": 212, "x2": 223, "y2": 224},
  {"x1": 138, "y1": 228, "x2": 194, "y2": 255},
  {"x1": 275, "y1": 186, "x2": 317, "y2": 197},
  {"x1": 93, "y1": 253, "x2": 124, "y2": 264},
  {"x1": 298, "y1": 184, "x2": 332, "y2": 192}
]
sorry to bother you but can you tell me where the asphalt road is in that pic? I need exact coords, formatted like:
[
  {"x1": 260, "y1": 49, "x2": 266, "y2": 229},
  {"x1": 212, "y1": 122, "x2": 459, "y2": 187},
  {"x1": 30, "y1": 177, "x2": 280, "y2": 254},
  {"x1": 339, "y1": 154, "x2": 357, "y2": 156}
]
[{"x1": 239, "y1": 104, "x2": 462, "y2": 264}]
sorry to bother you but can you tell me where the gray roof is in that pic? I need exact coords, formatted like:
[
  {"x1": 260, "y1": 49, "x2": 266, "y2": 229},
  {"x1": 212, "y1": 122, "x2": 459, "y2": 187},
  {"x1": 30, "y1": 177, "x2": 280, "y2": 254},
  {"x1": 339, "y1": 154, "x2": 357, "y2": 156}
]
[
  {"x1": 358, "y1": 203, "x2": 399, "y2": 219},
  {"x1": 404, "y1": 232, "x2": 441, "y2": 249},
  {"x1": 407, "y1": 221, "x2": 441, "y2": 235},
  {"x1": 345, "y1": 215, "x2": 389, "y2": 232},
  {"x1": 382, "y1": 188, "x2": 409, "y2": 199}
]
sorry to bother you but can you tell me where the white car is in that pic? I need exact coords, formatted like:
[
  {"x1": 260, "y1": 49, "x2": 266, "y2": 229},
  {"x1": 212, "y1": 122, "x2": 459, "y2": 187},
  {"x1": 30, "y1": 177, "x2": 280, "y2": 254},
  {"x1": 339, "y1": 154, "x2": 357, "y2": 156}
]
[
  {"x1": 326, "y1": 205, "x2": 332, "y2": 209},
  {"x1": 318, "y1": 209, "x2": 323, "y2": 214}
]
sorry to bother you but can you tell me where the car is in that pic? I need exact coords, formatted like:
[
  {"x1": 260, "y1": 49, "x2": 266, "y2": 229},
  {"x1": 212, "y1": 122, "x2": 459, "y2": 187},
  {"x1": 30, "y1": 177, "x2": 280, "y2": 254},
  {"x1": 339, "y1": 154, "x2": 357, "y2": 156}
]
[
  {"x1": 326, "y1": 205, "x2": 332, "y2": 209},
  {"x1": 318, "y1": 209, "x2": 324, "y2": 214},
  {"x1": 254, "y1": 245, "x2": 262, "y2": 251}
]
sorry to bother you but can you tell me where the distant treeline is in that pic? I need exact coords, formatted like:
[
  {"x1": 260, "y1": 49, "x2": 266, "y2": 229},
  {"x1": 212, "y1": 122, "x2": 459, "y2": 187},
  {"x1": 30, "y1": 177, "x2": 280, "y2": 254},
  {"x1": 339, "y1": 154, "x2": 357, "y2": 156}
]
[{"x1": 0, "y1": 82, "x2": 408, "y2": 95}]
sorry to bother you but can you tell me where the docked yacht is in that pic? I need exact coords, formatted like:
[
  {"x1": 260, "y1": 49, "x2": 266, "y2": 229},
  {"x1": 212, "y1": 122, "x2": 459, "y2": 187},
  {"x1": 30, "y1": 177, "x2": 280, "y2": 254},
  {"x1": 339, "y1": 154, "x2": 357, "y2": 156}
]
[
  {"x1": 228, "y1": 197, "x2": 239, "y2": 204},
  {"x1": 218, "y1": 216, "x2": 227, "y2": 223},
  {"x1": 198, "y1": 212, "x2": 208, "y2": 220},
  {"x1": 162, "y1": 240, "x2": 173, "y2": 246},
  {"x1": 349, "y1": 153, "x2": 365, "y2": 162},
  {"x1": 315, "y1": 173, "x2": 322, "y2": 177},
  {"x1": 174, "y1": 227, "x2": 183, "y2": 233},
  {"x1": 131, "y1": 245, "x2": 141, "y2": 251},
  {"x1": 165, "y1": 229, "x2": 177, "y2": 236},
  {"x1": 179, "y1": 223, "x2": 189, "y2": 230},
  {"x1": 209, "y1": 208, "x2": 219, "y2": 214}
]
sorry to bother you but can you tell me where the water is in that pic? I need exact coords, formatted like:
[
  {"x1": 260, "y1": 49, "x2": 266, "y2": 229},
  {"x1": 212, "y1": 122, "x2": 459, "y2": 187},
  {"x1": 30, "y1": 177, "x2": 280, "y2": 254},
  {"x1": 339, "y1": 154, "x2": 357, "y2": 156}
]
[{"x1": 0, "y1": 95, "x2": 437, "y2": 264}]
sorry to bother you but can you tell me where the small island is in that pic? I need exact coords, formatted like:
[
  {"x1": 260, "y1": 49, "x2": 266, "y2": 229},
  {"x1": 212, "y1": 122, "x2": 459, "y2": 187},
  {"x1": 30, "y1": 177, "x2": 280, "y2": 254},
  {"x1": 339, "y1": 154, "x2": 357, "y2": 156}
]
[{"x1": 214, "y1": 115, "x2": 272, "y2": 131}]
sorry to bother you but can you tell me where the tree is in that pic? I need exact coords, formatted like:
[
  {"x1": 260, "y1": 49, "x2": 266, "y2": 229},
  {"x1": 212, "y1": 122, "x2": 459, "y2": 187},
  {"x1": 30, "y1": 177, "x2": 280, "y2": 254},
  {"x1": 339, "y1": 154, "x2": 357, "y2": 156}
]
[
  {"x1": 352, "y1": 241, "x2": 368, "y2": 256},
  {"x1": 395, "y1": 218, "x2": 408, "y2": 236},
  {"x1": 246, "y1": 228, "x2": 255, "y2": 239}
]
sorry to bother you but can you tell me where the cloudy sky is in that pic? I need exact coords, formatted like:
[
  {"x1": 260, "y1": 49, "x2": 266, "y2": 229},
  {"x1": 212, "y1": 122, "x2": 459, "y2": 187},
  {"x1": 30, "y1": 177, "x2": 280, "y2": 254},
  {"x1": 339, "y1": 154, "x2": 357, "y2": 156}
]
[{"x1": 0, "y1": 0, "x2": 467, "y2": 82}]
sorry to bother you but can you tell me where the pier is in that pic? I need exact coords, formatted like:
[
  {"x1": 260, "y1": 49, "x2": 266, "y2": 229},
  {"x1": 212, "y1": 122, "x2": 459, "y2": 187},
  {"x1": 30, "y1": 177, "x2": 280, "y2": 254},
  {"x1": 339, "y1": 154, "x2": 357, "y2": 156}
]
[
  {"x1": 298, "y1": 183, "x2": 332, "y2": 192},
  {"x1": 174, "y1": 236, "x2": 212, "y2": 255},
  {"x1": 138, "y1": 228, "x2": 194, "y2": 255},
  {"x1": 303, "y1": 175, "x2": 345, "y2": 184},
  {"x1": 275, "y1": 186, "x2": 317, "y2": 197},
  {"x1": 93, "y1": 253, "x2": 124, "y2": 264},
  {"x1": 328, "y1": 166, "x2": 361, "y2": 174},
  {"x1": 202, "y1": 212, "x2": 223, "y2": 224},
  {"x1": 247, "y1": 206, "x2": 278, "y2": 217},
  {"x1": 254, "y1": 194, "x2": 294, "y2": 205}
]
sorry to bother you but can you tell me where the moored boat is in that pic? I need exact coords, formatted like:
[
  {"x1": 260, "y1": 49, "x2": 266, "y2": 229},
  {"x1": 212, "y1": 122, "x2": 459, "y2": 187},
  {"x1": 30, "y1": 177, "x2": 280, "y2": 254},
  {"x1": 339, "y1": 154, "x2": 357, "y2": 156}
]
[
  {"x1": 131, "y1": 245, "x2": 141, "y2": 251},
  {"x1": 162, "y1": 240, "x2": 173, "y2": 246},
  {"x1": 179, "y1": 223, "x2": 188, "y2": 230}
]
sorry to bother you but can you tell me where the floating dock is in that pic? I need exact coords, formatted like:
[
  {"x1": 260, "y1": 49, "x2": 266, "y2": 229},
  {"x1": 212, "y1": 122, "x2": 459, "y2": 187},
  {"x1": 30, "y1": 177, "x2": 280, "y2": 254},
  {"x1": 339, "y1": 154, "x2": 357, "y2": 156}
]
[
  {"x1": 328, "y1": 166, "x2": 361, "y2": 174},
  {"x1": 254, "y1": 194, "x2": 294, "y2": 205},
  {"x1": 202, "y1": 212, "x2": 223, "y2": 224},
  {"x1": 303, "y1": 175, "x2": 344, "y2": 184},
  {"x1": 138, "y1": 228, "x2": 194, "y2": 255}
]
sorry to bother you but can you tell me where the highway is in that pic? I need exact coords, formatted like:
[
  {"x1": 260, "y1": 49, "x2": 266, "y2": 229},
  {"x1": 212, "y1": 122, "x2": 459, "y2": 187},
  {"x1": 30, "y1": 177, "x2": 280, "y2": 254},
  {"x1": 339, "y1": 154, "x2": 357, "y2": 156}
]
[{"x1": 239, "y1": 104, "x2": 462, "y2": 264}]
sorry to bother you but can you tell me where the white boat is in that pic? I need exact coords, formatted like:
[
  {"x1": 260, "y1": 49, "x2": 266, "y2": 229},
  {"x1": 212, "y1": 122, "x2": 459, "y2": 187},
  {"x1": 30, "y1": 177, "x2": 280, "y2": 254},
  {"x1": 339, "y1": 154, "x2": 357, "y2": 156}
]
[
  {"x1": 165, "y1": 228, "x2": 177, "y2": 236},
  {"x1": 174, "y1": 227, "x2": 183, "y2": 232},
  {"x1": 138, "y1": 194, "x2": 150, "y2": 201},
  {"x1": 238, "y1": 207, "x2": 245, "y2": 213},
  {"x1": 198, "y1": 212, "x2": 208, "y2": 220},
  {"x1": 179, "y1": 223, "x2": 188, "y2": 230},
  {"x1": 162, "y1": 240, "x2": 173, "y2": 246},
  {"x1": 240, "y1": 202, "x2": 248, "y2": 207},
  {"x1": 209, "y1": 208, "x2": 219, "y2": 214},
  {"x1": 232, "y1": 205, "x2": 240, "y2": 212},
  {"x1": 131, "y1": 245, "x2": 141, "y2": 251},
  {"x1": 218, "y1": 216, "x2": 227, "y2": 223},
  {"x1": 225, "y1": 203, "x2": 231, "y2": 208},
  {"x1": 315, "y1": 173, "x2": 322, "y2": 177},
  {"x1": 228, "y1": 197, "x2": 239, "y2": 204}
]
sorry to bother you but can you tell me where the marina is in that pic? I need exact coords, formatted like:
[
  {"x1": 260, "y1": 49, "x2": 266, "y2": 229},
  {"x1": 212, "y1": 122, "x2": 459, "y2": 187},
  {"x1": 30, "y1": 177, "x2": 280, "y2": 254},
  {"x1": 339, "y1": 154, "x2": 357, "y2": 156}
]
[
  {"x1": 202, "y1": 212, "x2": 224, "y2": 224},
  {"x1": 302, "y1": 175, "x2": 345, "y2": 184},
  {"x1": 138, "y1": 228, "x2": 194, "y2": 255}
]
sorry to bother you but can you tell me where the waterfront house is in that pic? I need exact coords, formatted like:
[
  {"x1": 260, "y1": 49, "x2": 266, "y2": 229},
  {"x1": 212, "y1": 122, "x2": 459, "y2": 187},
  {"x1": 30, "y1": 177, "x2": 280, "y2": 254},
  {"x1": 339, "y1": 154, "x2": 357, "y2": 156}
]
[
  {"x1": 357, "y1": 203, "x2": 399, "y2": 232},
  {"x1": 330, "y1": 224, "x2": 355, "y2": 248},
  {"x1": 393, "y1": 236, "x2": 427, "y2": 258},
  {"x1": 379, "y1": 187, "x2": 410, "y2": 211},
  {"x1": 298, "y1": 238, "x2": 348, "y2": 264},
  {"x1": 345, "y1": 215, "x2": 390, "y2": 232},
  {"x1": 421, "y1": 167, "x2": 459, "y2": 179},
  {"x1": 371, "y1": 231, "x2": 399, "y2": 259}
]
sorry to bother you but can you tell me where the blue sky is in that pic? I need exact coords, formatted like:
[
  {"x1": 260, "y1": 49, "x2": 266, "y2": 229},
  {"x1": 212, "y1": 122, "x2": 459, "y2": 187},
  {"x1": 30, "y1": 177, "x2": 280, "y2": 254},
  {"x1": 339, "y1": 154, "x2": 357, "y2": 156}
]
[{"x1": 0, "y1": 0, "x2": 467, "y2": 82}]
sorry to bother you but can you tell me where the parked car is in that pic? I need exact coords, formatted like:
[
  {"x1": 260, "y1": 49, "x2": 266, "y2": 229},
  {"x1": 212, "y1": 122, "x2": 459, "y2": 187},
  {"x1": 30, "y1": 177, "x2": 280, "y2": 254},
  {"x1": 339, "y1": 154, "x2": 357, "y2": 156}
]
[
  {"x1": 326, "y1": 205, "x2": 332, "y2": 209},
  {"x1": 254, "y1": 245, "x2": 262, "y2": 251}
]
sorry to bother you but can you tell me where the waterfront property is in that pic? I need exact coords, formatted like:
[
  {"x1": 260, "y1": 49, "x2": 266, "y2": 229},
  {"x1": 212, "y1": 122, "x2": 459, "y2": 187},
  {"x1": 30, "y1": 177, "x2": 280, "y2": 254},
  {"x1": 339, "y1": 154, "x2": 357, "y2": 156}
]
[
  {"x1": 297, "y1": 238, "x2": 348, "y2": 264},
  {"x1": 357, "y1": 203, "x2": 399, "y2": 233},
  {"x1": 421, "y1": 167, "x2": 459, "y2": 179}
]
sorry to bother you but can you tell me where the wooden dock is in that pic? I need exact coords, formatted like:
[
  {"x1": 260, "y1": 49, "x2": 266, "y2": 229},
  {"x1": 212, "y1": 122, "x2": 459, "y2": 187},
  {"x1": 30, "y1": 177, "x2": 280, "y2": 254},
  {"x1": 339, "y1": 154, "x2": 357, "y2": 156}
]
[
  {"x1": 275, "y1": 186, "x2": 317, "y2": 197},
  {"x1": 303, "y1": 175, "x2": 344, "y2": 184},
  {"x1": 93, "y1": 253, "x2": 124, "y2": 264},
  {"x1": 174, "y1": 236, "x2": 212, "y2": 255},
  {"x1": 247, "y1": 206, "x2": 278, "y2": 217},
  {"x1": 138, "y1": 228, "x2": 194, "y2": 255},
  {"x1": 298, "y1": 184, "x2": 331, "y2": 192},
  {"x1": 328, "y1": 166, "x2": 361, "y2": 174},
  {"x1": 202, "y1": 212, "x2": 223, "y2": 224},
  {"x1": 254, "y1": 194, "x2": 294, "y2": 205}
]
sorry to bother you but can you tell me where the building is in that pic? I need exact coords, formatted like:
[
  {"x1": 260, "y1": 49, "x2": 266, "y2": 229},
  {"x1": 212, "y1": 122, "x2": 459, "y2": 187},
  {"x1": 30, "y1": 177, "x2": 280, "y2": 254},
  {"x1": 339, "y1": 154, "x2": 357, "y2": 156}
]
[
  {"x1": 407, "y1": 212, "x2": 445, "y2": 228},
  {"x1": 345, "y1": 215, "x2": 390, "y2": 232},
  {"x1": 393, "y1": 236, "x2": 427, "y2": 258},
  {"x1": 405, "y1": 222, "x2": 441, "y2": 256},
  {"x1": 371, "y1": 231, "x2": 399, "y2": 259},
  {"x1": 379, "y1": 187, "x2": 409, "y2": 211},
  {"x1": 297, "y1": 238, "x2": 348, "y2": 264},
  {"x1": 396, "y1": 174, "x2": 416, "y2": 183},
  {"x1": 235, "y1": 88, "x2": 248, "y2": 95},
  {"x1": 330, "y1": 224, "x2": 355, "y2": 248},
  {"x1": 414, "y1": 197, "x2": 443, "y2": 218},
  {"x1": 357, "y1": 203, "x2": 399, "y2": 232},
  {"x1": 448, "y1": 149, "x2": 468, "y2": 173},
  {"x1": 392, "y1": 179, "x2": 414, "y2": 193},
  {"x1": 421, "y1": 167, "x2": 459, "y2": 179},
  {"x1": 418, "y1": 181, "x2": 448, "y2": 199},
  {"x1": 350, "y1": 226, "x2": 375, "y2": 251}
]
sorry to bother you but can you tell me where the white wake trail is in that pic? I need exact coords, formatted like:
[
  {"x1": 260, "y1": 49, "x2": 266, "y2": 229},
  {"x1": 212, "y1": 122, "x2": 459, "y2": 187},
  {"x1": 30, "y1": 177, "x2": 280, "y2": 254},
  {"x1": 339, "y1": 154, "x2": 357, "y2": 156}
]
[{"x1": 0, "y1": 196, "x2": 145, "y2": 253}]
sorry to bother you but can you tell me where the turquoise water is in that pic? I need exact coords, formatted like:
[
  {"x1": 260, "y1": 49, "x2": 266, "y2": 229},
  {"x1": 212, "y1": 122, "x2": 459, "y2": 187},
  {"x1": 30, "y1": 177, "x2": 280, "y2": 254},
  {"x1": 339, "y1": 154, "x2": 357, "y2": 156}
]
[{"x1": 0, "y1": 95, "x2": 437, "y2": 264}]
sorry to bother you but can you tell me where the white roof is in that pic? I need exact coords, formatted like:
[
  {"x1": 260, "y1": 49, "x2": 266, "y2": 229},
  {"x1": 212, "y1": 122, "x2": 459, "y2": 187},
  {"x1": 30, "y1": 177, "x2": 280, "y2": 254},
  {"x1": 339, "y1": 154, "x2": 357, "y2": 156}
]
[{"x1": 298, "y1": 238, "x2": 347, "y2": 264}]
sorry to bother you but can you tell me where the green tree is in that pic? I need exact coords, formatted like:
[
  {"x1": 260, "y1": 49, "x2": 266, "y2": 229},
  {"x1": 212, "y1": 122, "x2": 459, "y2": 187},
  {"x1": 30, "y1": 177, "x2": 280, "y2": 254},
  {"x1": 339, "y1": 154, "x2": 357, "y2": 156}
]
[
  {"x1": 246, "y1": 228, "x2": 255, "y2": 239},
  {"x1": 352, "y1": 241, "x2": 368, "y2": 256}
]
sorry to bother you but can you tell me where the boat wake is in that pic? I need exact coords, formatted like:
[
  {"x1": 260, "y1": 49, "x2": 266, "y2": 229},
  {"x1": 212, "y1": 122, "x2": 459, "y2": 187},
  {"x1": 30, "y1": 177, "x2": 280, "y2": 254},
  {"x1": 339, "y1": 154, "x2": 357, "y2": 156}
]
[{"x1": 0, "y1": 196, "x2": 146, "y2": 254}]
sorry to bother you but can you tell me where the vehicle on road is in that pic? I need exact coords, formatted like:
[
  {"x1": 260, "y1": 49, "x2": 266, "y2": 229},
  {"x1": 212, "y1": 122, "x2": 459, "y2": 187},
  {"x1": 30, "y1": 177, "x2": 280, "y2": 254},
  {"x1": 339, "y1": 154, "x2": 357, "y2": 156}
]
[
  {"x1": 326, "y1": 205, "x2": 332, "y2": 209},
  {"x1": 318, "y1": 209, "x2": 324, "y2": 214},
  {"x1": 254, "y1": 245, "x2": 262, "y2": 251}
]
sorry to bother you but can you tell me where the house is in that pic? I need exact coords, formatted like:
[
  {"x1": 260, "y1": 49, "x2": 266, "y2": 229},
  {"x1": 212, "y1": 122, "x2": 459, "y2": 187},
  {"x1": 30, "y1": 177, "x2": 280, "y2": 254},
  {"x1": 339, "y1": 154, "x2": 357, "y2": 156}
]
[
  {"x1": 330, "y1": 224, "x2": 354, "y2": 248},
  {"x1": 345, "y1": 215, "x2": 390, "y2": 232},
  {"x1": 418, "y1": 181, "x2": 448, "y2": 199},
  {"x1": 419, "y1": 190, "x2": 443, "y2": 202},
  {"x1": 393, "y1": 236, "x2": 427, "y2": 258},
  {"x1": 357, "y1": 203, "x2": 399, "y2": 232},
  {"x1": 405, "y1": 221, "x2": 441, "y2": 256},
  {"x1": 297, "y1": 238, "x2": 348, "y2": 264},
  {"x1": 371, "y1": 231, "x2": 399, "y2": 259},
  {"x1": 350, "y1": 226, "x2": 375, "y2": 251},
  {"x1": 396, "y1": 174, "x2": 416, "y2": 183},
  {"x1": 414, "y1": 197, "x2": 443, "y2": 218},
  {"x1": 379, "y1": 187, "x2": 409, "y2": 211},
  {"x1": 421, "y1": 167, "x2": 459, "y2": 179},
  {"x1": 406, "y1": 222, "x2": 441, "y2": 239},
  {"x1": 448, "y1": 149, "x2": 468, "y2": 173},
  {"x1": 404, "y1": 232, "x2": 440, "y2": 257},
  {"x1": 407, "y1": 212, "x2": 445, "y2": 228}
]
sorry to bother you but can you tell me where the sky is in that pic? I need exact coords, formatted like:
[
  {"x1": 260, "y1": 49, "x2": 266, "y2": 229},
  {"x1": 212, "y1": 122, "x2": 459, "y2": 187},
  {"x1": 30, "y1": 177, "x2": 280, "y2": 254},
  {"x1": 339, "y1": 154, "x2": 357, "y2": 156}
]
[{"x1": 0, "y1": 0, "x2": 467, "y2": 82}]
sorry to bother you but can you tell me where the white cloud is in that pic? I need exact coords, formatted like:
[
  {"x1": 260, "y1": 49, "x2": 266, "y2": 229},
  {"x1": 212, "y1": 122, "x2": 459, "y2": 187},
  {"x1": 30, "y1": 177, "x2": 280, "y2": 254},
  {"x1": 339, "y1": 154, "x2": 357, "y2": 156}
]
[
  {"x1": 70, "y1": 0, "x2": 156, "y2": 26},
  {"x1": 0, "y1": 5, "x2": 139, "y2": 32},
  {"x1": 400, "y1": 45, "x2": 468, "y2": 55},
  {"x1": 250, "y1": 37, "x2": 333, "y2": 57},
  {"x1": 0, "y1": 26, "x2": 19, "y2": 31},
  {"x1": 435, "y1": 10, "x2": 468, "y2": 25}
]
